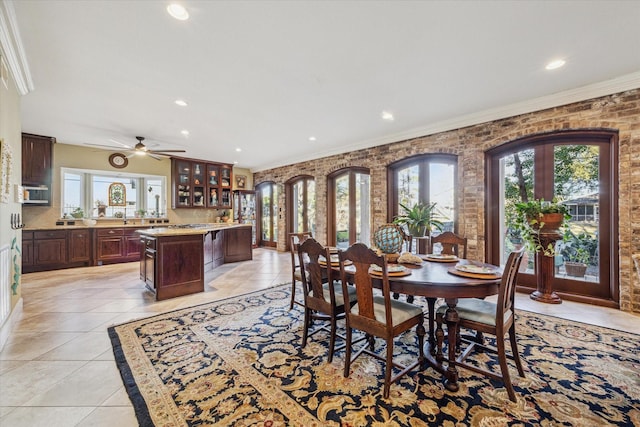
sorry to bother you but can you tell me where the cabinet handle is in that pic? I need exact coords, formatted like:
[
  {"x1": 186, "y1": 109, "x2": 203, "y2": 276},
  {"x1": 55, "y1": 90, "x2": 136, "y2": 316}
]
[{"x1": 109, "y1": 230, "x2": 115, "y2": 234}]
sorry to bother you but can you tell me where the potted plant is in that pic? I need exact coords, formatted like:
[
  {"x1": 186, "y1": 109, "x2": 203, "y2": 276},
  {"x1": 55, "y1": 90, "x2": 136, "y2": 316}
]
[
  {"x1": 513, "y1": 198, "x2": 571, "y2": 257},
  {"x1": 70, "y1": 207, "x2": 84, "y2": 219},
  {"x1": 220, "y1": 210, "x2": 229, "y2": 222},
  {"x1": 393, "y1": 202, "x2": 444, "y2": 237},
  {"x1": 560, "y1": 230, "x2": 596, "y2": 277},
  {"x1": 136, "y1": 209, "x2": 147, "y2": 218}
]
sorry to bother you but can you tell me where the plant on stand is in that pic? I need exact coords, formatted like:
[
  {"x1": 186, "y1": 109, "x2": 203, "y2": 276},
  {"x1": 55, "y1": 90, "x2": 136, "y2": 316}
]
[
  {"x1": 560, "y1": 230, "x2": 596, "y2": 277},
  {"x1": 513, "y1": 198, "x2": 571, "y2": 304}
]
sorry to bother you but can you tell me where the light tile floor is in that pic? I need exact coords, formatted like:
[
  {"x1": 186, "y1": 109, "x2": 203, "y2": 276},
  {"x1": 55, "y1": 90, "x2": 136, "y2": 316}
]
[{"x1": 1, "y1": 248, "x2": 638, "y2": 426}]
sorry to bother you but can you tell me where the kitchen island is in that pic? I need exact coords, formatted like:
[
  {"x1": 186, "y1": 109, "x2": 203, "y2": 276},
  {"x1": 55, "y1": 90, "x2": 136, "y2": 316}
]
[{"x1": 137, "y1": 223, "x2": 253, "y2": 300}]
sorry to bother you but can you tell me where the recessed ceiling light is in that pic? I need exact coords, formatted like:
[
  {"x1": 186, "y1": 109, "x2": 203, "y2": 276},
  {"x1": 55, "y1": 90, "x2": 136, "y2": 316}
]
[
  {"x1": 235, "y1": 148, "x2": 242, "y2": 152},
  {"x1": 381, "y1": 111, "x2": 394, "y2": 121},
  {"x1": 175, "y1": 99, "x2": 188, "y2": 107},
  {"x1": 309, "y1": 136, "x2": 317, "y2": 142},
  {"x1": 181, "y1": 130, "x2": 189, "y2": 136},
  {"x1": 233, "y1": 161, "x2": 238, "y2": 164},
  {"x1": 545, "y1": 59, "x2": 566, "y2": 70},
  {"x1": 167, "y1": 4, "x2": 189, "y2": 21}
]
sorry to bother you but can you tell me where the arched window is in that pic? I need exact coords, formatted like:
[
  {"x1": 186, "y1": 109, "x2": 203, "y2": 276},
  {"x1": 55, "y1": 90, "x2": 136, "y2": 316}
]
[
  {"x1": 327, "y1": 167, "x2": 370, "y2": 248},
  {"x1": 486, "y1": 130, "x2": 618, "y2": 306},
  {"x1": 256, "y1": 181, "x2": 278, "y2": 248},
  {"x1": 387, "y1": 154, "x2": 458, "y2": 232},
  {"x1": 285, "y1": 175, "x2": 315, "y2": 240}
]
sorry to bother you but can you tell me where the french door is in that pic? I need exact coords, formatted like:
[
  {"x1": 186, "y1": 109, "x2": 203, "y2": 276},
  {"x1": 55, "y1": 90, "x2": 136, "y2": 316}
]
[
  {"x1": 327, "y1": 168, "x2": 370, "y2": 249},
  {"x1": 256, "y1": 182, "x2": 278, "y2": 248},
  {"x1": 486, "y1": 130, "x2": 618, "y2": 306},
  {"x1": 286, "y1": 176, "x2": 316, "y2": 248}
]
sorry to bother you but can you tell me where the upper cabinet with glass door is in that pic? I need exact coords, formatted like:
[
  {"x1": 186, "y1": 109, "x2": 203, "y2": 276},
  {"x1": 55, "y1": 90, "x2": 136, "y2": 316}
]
[{"x1": 172, "y1": 158, "x2": 233, "y2": 209}]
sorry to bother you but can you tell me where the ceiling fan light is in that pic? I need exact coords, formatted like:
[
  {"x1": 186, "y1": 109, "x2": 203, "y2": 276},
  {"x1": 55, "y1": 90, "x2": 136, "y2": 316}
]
[{"x1": 167, "y1": 4, "x2": 189, "y2": 21}]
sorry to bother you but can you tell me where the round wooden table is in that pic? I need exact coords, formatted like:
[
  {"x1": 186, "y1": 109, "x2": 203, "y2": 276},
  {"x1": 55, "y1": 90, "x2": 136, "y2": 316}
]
[{"x1": 367, "y1": 258, "x2": 502, "y2": 392}]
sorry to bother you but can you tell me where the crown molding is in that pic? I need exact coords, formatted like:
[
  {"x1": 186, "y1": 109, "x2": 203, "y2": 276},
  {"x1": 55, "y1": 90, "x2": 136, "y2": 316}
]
[
  {"x1": 0, "y1": 0, "x2": 33, "y2": 95},
  {"x1": 252, "y1": 72, "x2": 640, "y2": 172}
]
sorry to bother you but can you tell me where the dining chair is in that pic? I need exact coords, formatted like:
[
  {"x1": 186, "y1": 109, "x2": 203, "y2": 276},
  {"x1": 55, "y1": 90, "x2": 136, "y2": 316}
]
[
  {"x1": 289, "y1": 232, "x2": 313, "y2": 309},
  {"x1": 297, "y1": 238, "x2": 357, "y2": 362},
  {"x1": 435, "y1": 248, "x2": 525, "y2": 402},
  {"x1": 338, "y1": 242, "x2": 425, "y2": 399},
  {"x1": 430, "y1": 231, "x2": 468, "y2": 259}
]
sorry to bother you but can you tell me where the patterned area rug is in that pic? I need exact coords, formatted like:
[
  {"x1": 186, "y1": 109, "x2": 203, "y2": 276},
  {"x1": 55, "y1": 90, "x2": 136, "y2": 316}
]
[{"x1": 108, "y1": 284, "x2": 640, "y2": 426}]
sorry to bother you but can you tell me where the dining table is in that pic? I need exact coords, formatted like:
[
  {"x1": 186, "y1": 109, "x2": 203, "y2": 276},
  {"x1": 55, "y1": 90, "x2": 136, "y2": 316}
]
[{"x1": 349, "y1": 255, "x2": 503, "y2": 393}]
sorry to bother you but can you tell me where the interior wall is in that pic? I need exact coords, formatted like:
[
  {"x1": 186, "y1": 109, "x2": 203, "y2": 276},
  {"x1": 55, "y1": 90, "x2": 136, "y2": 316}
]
[
  {"x1": 22, "y1": 142, "x2": 253, "y2": 227},
  {"x1": 254, "y1": 88, "x2": 640, "y2": 313},
  {"x1": 0, "y1": 53, "x2": 23, "y2": 330}
]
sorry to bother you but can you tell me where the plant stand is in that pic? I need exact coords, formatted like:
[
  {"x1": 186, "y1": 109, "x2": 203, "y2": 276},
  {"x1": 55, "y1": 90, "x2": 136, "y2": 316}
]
[{"x1": 530, "y1": 230, "x2": 563, "y2": 304}]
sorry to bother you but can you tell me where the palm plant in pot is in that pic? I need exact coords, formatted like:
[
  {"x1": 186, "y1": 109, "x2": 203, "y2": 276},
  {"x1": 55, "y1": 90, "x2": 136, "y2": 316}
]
[{"x1": 393, "y1": 202, "x2": 444, "y2": 237}]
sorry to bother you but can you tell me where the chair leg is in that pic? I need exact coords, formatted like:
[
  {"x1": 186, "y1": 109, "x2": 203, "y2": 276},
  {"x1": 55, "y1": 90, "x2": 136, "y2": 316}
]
[
  {"x1": 509, "y1": 326, "x2": 525, "y2": 377},
  {"x1": 427, "y1": 298, "x2": 436, "y2": 351},
  {"x1": 289, "y1": 277, "x2": 296, "y2": 310},
  {"x1": 301, "y1": 307, "x2": 311, "y2": 348},
  {"x1": 328, "y1": 315, "x2": 337, "y2": 363},
  {"x1": 343, "y1": 327, "x2": 352, "y2": 378},
  {"x1": 416, "y1": 322, "x2": 426, "y2": 365},
  {"x1": 497, "y1": 335, "x2": 517, "y2": 402},
  {"x1": 383, "y1": 340, "x2": 394, "y2": 399}
]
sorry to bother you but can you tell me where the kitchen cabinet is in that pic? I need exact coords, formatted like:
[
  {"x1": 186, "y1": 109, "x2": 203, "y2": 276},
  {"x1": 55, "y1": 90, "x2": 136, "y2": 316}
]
[
  {"x1": 22, "y1": 133, "x2": 54, "y2": 206},
  {"x1": 22, "y1": 231, "x2": 34, "y2": 268},
  {"x1": 33, "y1": 230, "x2": 67, "y2": 266},
  {"x1": 204, "y1": 229, "x2": 225, "y2": 271},
  {"x1": 69, "y1": 229, "x2": 91, "y2": 263},
  {"x1": 172, "y1": 158, "x2": 233, "y2": 209},
  {"x1": 233, "y1": 190, "x2": 257, "y2": 247},
  {"x1": 94, "y1": 226, "x2": 149, "y2": 265},
  {"x1": 224, "y1": 226, "x2": 253, "y2": 263}
]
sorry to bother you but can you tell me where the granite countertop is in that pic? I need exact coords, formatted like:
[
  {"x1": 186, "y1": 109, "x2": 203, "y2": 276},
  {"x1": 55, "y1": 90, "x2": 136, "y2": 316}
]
[
  {"x1": 136, "y1": 223, "x2": 251, "y2": 236},
  {"x1": 24, "y1": 222, "x2": 249, "y2": 232}
]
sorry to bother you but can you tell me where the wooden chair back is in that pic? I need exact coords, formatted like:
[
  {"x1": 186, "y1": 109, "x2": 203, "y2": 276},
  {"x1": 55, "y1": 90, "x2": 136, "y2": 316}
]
[
  {"x1": 297, "y1": 238, "x2": 335, "y2": 313},
  {"x1": 430, "y1": 231, "x2": 468, "y2": 259}
]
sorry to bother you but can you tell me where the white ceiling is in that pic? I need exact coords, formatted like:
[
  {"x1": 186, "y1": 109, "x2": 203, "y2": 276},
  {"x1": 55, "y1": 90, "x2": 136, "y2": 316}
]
[{"x1": 9, "y1": 0, "x2": 640, "y2": 172}]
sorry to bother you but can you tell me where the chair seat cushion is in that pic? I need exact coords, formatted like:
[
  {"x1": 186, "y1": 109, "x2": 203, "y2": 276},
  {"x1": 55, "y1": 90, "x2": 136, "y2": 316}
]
[
  {"x1": 323, "y1": 282, "x2": 357, "y2": 307},
  {"x1": 354, "y1": 296, "x2": 423, "y2": 325},
  {"x1": 293, "y1": 267, "x2": 302, "y2": 281},
  {"x1": 436, "y1": 298, "x2": 512, "y2": 326}
]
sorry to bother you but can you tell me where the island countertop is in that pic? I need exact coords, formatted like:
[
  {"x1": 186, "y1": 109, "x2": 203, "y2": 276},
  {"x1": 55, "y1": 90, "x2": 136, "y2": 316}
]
[{"x1": 136, "y1": 223, "x2": 250, "y2": 237}]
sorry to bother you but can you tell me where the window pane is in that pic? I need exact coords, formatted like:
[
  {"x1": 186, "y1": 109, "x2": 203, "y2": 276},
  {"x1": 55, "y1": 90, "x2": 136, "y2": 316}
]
[
  {"x1": 293, "y1": 180, "x2": 304, "y2": 233},
  {"x1": 355, "y1": 172, "x2": 370, "y2": 245},
  {"x1": 272, "y1": 183, "x2": 278, "y2": 241},
  {"x1": 555, "y1": 145, "x2": 600, "y2": 282},
  {"x1": 307, "y1": 180, "x2": 316, "y2": 236},
  {"x1": 146, "y1": 178, "x2": 165, "y2": 217},
  {"x1": 429, "y1": 163, "x2": 455, "y2": 231},
  {"x1": 397, "y1": 165, "x2": 419, "y2": 211},
  {"x1": 335, "y1": 174, "x2": 349, "y2": 249},
  {"x1": 63, "y1": 172, "x2": 82, "y2": 216}
]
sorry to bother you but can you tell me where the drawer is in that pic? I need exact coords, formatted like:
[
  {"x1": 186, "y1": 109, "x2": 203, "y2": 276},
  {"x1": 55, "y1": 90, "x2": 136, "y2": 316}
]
[
  {"x1": 22, "y1": 231, "x2": 34, "y2": 240},
  {"x1": 125, "y1": 227, "x2": 147, "y2": 236},
  {"x1": 144, "y1": 237, "x2": 156, "y2": 250},
  {"x1": 34, "y1": 230, "x2": 67, "y2": 239},
  {"x1": 97, "y1": 228, "x2": 124, "y2": 237}
]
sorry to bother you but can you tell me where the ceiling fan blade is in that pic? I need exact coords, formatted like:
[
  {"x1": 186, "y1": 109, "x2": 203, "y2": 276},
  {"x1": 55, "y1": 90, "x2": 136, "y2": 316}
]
[
  {"x1": 148, "y1": 153, "x2": 163, "y2": 160},
  {"x1": 84, "y1": 143, "x2": 126, "y2": 150},
  {"x1": 108, "y1": 138, "x2": 134, "y2": 149},
  {"x1": 149, "y1": 149, "x2": 186, "y2": 153}
]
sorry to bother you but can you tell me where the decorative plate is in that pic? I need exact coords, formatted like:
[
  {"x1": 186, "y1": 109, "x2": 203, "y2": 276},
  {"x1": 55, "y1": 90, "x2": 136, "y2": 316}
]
[
  {"x1": 455, "y1": 264, "x2": 499, "y2": 274},
  {"x1": 424, "y1": 254, "x2": 459, "y2": 262}
]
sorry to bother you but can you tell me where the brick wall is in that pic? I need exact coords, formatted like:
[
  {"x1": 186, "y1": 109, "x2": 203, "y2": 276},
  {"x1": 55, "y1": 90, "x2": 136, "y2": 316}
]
[{"x1": 254, "y1": 89, "x2": 640, "y2": 313}]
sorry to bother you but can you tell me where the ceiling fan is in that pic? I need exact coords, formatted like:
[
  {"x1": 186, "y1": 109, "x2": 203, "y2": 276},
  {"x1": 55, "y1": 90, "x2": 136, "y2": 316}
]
[{"x1": 85, "y1": 136, "x2": 186, "y2": 160}]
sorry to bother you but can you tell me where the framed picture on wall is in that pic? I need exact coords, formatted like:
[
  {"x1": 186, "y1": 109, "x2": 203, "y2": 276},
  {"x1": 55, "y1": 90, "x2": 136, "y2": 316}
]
[{"x1": 235, "y1": 175, "x2": 246, "y2": 189}]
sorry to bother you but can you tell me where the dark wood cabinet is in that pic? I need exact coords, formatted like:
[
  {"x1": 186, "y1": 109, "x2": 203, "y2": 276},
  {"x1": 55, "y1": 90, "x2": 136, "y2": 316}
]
[
  {"x1": 69, "y1": 229, "x2": 91, "y2": 263},
  {"x1": 33, "y1": 230, "x2": 67, "y2": 266},
  {"x1": 22, "y1": 133, "x2": 54, "y2": 206},
  {"x1": 204, "y1": 230, "x2": 225, "y2": 271},
  {"x1": 172, "y1": 158, "x2": 233, "y2": 209},
  {"x1": 224, "y1": 226, "x2": 253, "y2": 263},
  {"x1": 94, "y1": 227, "x2": 148, "y2": 265},
  {"x1": 22, "y1": 231, "x2": 34, "y2": 267}
]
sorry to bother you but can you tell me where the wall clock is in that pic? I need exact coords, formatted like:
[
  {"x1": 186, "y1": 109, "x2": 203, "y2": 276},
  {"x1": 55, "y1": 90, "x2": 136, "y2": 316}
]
[{"x1": 109, "y1": 153, "x2": 128, "y2": 169}]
